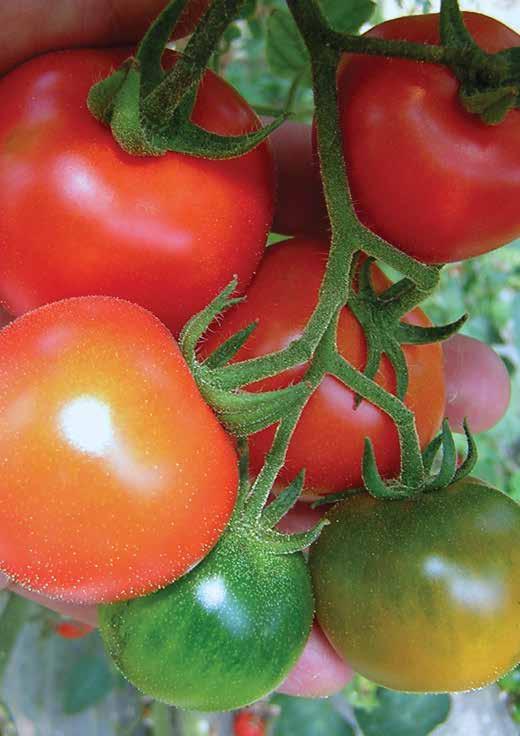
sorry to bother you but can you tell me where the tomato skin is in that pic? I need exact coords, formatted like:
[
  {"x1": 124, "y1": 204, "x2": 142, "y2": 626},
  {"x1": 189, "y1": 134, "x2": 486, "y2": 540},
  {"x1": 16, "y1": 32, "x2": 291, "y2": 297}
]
[
  {"x1": 202, "y1": 238, "x2": 445, "y2": 496},
  {"x1": 99, "y1": 526, "x2": 313, "y2": 711},
  {"x1": 55, "y1": 621, "x2": 94, "y2": 639},
  {"x1": 233, "y1": 711, "x2": 266, "y2": 736},
  {"x1": 0, "y1": 48, "x2": 274, "y2": 335},
  {"x1": 309, "y1": 478, "x2": 520, "y2": 692},
  {"x1": 0, "y1": 296, "x2": 238, "y2": 604},
  {"x1": 335, "y1": 12, "x2": 520, "y2": 264}
]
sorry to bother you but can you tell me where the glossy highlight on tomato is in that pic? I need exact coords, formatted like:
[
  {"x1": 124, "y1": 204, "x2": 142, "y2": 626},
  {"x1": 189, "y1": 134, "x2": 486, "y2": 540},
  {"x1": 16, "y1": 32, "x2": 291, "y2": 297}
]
[
  {"x1": 0, "y1": 47, "x2": 274, "y2": 334},
  {"x1": 0, "y1": 297, "x2": 238, "y2": 604},
  {"x1": 99, "y1": 523, "x2": 314, "y2": 711},
  {"x1": 310, "y1": 478, "x2": 520, "y2": 692},
  {"x1": 202, "y1": 238, "x2": 445, "y2": 496},
  {"x1": 334, "y1": 12, "x2": 520, "y2": 263}
]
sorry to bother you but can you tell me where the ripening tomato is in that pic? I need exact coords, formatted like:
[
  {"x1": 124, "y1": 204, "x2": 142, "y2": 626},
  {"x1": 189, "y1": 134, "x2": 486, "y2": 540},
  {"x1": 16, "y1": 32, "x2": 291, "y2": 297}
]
[
  {"x1": 202, "y1": 238, "x2": 445, "y2": 497},
  {"x1": 332, "y1": 12, "x2": 520, "y2": 263},
  {"x1": 233, "y1": 711, "x2": 267, "y2": 736},
  {"x1": 0, "y1": 297, "x2": 238, "y2": 604},
  {"x1": 310, "y1": 478, "x2": 520, "y2": 692},
  {"x1": 0, "y1": 47, "x2": 274, "y2": 334}
]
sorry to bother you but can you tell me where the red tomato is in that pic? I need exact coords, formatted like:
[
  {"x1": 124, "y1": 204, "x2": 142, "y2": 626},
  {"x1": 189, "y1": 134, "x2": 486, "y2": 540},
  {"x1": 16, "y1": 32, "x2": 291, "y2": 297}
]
[
  {"x1": 174, "y1": 0, "x2": 210, "y2": 39},
  {"x1": 333, "y1": 12, "x2": 520, "y2": 263},
  {"x1": 0, "y1": 297, "x2": 238, "y2": 604},
  {"x1": 233, "y1": 711, "x2": 266, "y2": 736},
  {"x1": 0, "y1": 48, "x2": 274, "y2": 335},
  {"x1": 55, "y1": 620, "x2": 94, "y2": 639},
  {"x1": 202, "y1": 238, "x2": 445, "y2": 497}
]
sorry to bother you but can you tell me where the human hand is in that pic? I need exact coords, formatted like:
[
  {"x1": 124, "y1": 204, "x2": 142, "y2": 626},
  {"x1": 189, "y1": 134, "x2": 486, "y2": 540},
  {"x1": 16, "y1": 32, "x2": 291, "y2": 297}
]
[{"x1": 0, "y1": 2, "x2": 512, "y2": 699}]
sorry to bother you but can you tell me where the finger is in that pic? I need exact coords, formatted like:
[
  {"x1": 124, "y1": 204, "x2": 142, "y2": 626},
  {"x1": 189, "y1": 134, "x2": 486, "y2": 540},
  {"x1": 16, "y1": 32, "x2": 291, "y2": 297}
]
[
  {"x1": 0, "y1": 0, "x2": 210, "y2": 75},
  {"x1": 443, "y1": 333, "x2": 511, "y2": 433}
]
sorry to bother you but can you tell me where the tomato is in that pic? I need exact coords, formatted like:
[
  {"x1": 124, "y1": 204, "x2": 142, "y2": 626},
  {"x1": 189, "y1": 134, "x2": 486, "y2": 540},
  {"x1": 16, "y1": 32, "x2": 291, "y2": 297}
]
[
  {"x1": 309, "y1": 478, "x2": 520, "y2": 692},
  {"x1": 331, "y1": 12, "x2": 520, "y2": 264},
  {"x1": 233, "y1": 711, "x2": 266, "y2": 736},
  {"x1": 202, "y1": 238, "x2": 445, "y2": 497},
  {"x1": 55, "y1": 620, "x2": 94, "y2": 639},
  {"x1": 0, "y1": 296, "x2": 238, "y2": 604},
  {"x1": 99, "y1": 522, "x2": 313, "y2": 711},
  {"x1": 173, "y1": 0, "x2": 210, "y2": 39},
  {"x1": 0, "y1": 47, "x2": 274, "y2": 335}
]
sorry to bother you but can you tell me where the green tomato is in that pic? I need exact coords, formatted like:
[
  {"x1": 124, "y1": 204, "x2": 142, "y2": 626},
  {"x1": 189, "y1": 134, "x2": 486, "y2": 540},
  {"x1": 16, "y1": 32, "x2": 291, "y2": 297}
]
[
  {"x1": 309, "y1": 478, "x2": 520, "y2": 693},
  {"x1": 99, "y1": 525, "x2": 314, "y2": 711}
]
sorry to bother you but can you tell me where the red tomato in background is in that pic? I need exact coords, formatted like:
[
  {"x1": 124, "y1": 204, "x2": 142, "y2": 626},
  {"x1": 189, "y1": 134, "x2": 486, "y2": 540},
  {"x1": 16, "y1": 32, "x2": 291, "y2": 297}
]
[
  {"x1": 55, "y1": 620, "x2": 94, "y2": 639},
  {"x1": 0, "y1": 297, "x2": 238, "y2": 604},
  {"x1": 173, "y1": 0, "x2": 210, "y2": 39},
  {"x1": 233, "y1": 711, "x2": 266, "y2": 736},
  {"x1": 0, "y1": 47, "x2": 274, "y2": 334},
  {"x1": 332, "y1": 13, "x2": 520, "y2": 264},
  {"x1": 202, "y1": 239, "x2": 445, "y2": 497}
]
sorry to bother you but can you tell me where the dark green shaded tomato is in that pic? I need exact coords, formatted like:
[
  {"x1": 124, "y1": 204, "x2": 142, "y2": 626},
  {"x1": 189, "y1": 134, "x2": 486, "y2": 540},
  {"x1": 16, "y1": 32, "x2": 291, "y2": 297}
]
[
  {"x1": 99, "y1": 525, "x2": 314, "y2": 711},
  {"x1": 335, "y1": 13, "x2": 520, "y2": 263},
  {"x1": 0, "y1": 297, "x2": 238, "y2": 604},
  {"x1": 310, "y1": 478, "x2": 520, "y2": 692},
  {"x1": 202, "y1": 238, "x2": 445, "y2": 497},
  {"x1": 0, "y1": 47, "x2": 274, "y2": 335}
]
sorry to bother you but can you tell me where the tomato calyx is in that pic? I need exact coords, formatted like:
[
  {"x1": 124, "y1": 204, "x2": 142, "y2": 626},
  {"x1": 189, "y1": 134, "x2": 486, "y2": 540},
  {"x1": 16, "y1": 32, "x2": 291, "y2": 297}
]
[
  {"x1": 87, "y1": 0, "x2": 284, "y2": 156},
  {"x1": 349, "y1": 257, "x2": 466, "y2": 401}
]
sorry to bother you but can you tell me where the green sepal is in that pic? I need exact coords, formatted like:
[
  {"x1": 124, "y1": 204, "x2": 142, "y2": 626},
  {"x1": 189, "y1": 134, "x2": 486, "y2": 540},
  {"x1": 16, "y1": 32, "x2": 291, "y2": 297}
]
[
  {"x1": 135, "y1": 0, "x2": 191, "y2": 96},
  {"x1": 425, "y1": 420, "x2": 457, "y2": 491},
  {"x1": 422, "y1": 434, "x2": 444, "y2": 475},
  {"x1": 310, "y1": 488, "x2": 366, "y2": 509},
  {"x1": 203, "y1": 321, "x2": 258, "y2": 369},
  {"x1": 201, "y1": 381, "x2": 310, "y2": 437},
  {"x1": 180, "y1": 279, "x2": 241, "y2": 365},
  {"x1": 460, "y1": 85, "x2": 518, "y2": 125},
  {"x1": 260, "y1": 471, "x2": 305, "y2": 529},
  {"x1": 260, "y1": 520, "x2": 328, "y2": 555},
  {"x1": 150, "y1": 113, "x2": 287, "y2": 160},
  {"x1": 109, "y1": 63, "x2": 164, "y2": 156},
  {"x1": 362, "y1": 439, "x2": 408, "y2": 500},
  {"x1": 395, "y1": 313, "x2": 467, "y2": 345},
  {"x1": 87, "y1": 62, "x2": 132, "y2": 125},
  {"x1": 452, "y1": 419, "x2": 478, "y2": 483},
  {"x1": 349, "y1": 259, "x2": 464, "y2": 401}
]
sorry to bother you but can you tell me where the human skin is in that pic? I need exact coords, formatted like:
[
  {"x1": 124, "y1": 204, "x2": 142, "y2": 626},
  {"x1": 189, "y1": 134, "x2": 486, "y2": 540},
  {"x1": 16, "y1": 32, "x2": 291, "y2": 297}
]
[{"x1": 0, "y1": 1, "x2": 512, "y2": 698}]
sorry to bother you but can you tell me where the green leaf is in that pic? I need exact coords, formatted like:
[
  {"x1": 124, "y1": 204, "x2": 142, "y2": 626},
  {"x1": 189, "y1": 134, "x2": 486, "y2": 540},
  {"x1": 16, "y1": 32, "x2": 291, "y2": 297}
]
[
  {"x1": 266, "y1": 10, "x2": 311, "y2": 83},
  {"x1": 354, "y1": 689, "x2": 450, "y2": 736},
  {"x1": 319, "y1": 0, "x2": 375, "y2": 34},
  {"x1": 62, "y1": 654, "x2": 114, "y2": 715},
  {"x1": 0, "y1": 699, "x2": 18, "y2": 736},
  {"x1": 271, "y1": 694, "x2": 354, "y2": 736}
]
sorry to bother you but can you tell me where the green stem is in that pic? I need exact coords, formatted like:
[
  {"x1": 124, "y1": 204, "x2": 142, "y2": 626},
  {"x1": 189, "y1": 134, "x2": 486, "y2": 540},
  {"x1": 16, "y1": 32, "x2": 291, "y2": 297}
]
[
  {"x1": 0, "y1": 594, "x2": 30, "y2": 684},
  {"x1": 142, "y1": 0, "x2": 246, "y2": 121}
]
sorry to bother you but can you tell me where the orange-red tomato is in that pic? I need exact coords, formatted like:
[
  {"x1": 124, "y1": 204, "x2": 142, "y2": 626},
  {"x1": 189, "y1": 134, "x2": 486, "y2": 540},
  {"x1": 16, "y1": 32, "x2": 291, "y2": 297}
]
[
  {"x1": 335, "y1": 13, "x2": 520, "y2": 263},
  {"x1": 0, "y1": 47, "x2": 274, "y2": 335},
  {"x1": 0, "y1": 297, "x2": 238, "y2": 604},
  {"x1": 202, "y1": 238, "x2": 445, "y2": 496}
]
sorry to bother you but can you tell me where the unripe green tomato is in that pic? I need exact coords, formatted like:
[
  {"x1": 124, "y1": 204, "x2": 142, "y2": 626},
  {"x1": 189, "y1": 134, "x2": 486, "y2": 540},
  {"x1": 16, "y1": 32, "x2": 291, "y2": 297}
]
[
  {"x1": 99, "y1": 526, "x2": 314, "y2": 711},
  {"x1": 309, "y1": 478, "x2": 520, "y2": 692}
]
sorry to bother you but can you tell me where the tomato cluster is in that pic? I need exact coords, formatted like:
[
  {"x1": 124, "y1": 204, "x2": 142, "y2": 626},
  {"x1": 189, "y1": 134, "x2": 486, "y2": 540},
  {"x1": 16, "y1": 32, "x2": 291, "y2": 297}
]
[{"x1": 0, "y1": 5, "x2": 519, "y2": 715}]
